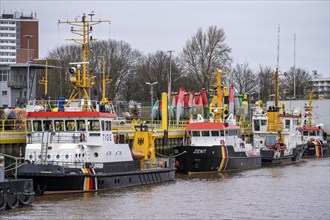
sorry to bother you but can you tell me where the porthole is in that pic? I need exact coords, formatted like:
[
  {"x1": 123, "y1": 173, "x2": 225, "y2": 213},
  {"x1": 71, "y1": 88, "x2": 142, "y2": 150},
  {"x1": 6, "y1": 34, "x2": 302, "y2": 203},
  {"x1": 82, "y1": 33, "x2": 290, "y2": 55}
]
[
  {"x1": 129, "y1": 177, "x2": 131, "y2": 183},
  {"x1": 29, "y1": 155, "x2": 33, "y2": 160},
  {"x1": 47, "y1": 155, "x2": 51, "y2": 159},
  {"x1": 75, "y1": 153, "x2": 78, "y2": 157},
  {"x1": 38, "y1": 155, "x2": 41, "y2": 159},
  {"x1": 94, "y1": 152, "x2": 98, "y2": 157},
  {"x1": 82, "y1": 153, "x2": 85, "y2": 157},
  {"x1": 65, "y1": 154, "x2": 69, "y2": 159},
  {"x1": 56, "y1": 154, "x2": 60, "y2": 159}
]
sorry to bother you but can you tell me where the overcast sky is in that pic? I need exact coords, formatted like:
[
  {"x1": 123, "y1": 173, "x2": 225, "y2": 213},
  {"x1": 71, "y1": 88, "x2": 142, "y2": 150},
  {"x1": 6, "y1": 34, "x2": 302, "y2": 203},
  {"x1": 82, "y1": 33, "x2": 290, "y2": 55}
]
[{"x1": 1, "y1": 0, "x2": 329, "y2": 77}]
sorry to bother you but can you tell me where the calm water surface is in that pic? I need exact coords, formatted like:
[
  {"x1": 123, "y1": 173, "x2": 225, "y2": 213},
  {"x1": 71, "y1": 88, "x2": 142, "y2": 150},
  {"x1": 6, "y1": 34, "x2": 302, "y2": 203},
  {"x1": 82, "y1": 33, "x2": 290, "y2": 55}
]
[{"x1": 1, "y1": 158, "x2": 329, "y2": 220}]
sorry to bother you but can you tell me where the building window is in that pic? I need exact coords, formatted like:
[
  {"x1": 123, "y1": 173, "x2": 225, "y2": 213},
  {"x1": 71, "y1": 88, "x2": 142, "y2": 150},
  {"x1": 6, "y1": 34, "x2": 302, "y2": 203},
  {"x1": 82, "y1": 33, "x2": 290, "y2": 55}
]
[{"x1": 2, "y1": 91, "x2": 7, "y2": 96}]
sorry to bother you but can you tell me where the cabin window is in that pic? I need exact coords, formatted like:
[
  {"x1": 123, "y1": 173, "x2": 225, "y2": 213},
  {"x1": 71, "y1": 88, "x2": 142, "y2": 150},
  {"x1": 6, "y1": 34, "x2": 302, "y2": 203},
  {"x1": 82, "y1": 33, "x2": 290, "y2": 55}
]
[
  {"x1": 26, "y1": 120, "x2": 32, "y2": 132},
  {"x1": 43, "y1": 120, "x2": 53, "y2": 131},
  {"x1": 77, "y1": 120, "x2": 86, "y2": 131},
  {"x1": 191, "y1": 131, "x2": 200, "y2": 137},
  {"x1": 261, "y1": 120, "x2": 267, "y2": 126},
  {"x1": 310, "y1": 131, "x2": 316, "y2": 136},
  {"x1": 54, "y1": 120, "x2": 64, "y2": 131},
  {"x1": 225, "y1": 130, "x2": 229, "y2": 136},
  {"x1": 266, "y1": 135, "x2": 277, "y2": 147},
  {"x1": 88, "y1": 120, "x2": 100, "y2": 131},
  {"x1": 101, "y1": 120, "x2": 104, "y2": 131},
  {"x1": 105, "y1": 121, "x2": 111, "y2": 131},
  {"x1": 33, "y1": 120, "x2": 42, "y2": 131},
  {"x1": 254, "y1": 120, "x2": 260, "y2": 131},
  {"x1": 201, "y1": 131, "x2": 210, "y2": 137},
  {"x1": 211, "y1": 131, "x2": 219, "y2": 136},
  {"x1": 220, "y1": 130, "x2": 224, "y2": 136},
  {"x1": 293, "y1": 119, "x2": 298, "y2": 127},
  {"x1": 65, "y1": 120, "x2": 75, "y2": 131},
  {"x1": 303, "y1": 131, "x2": 308, "y2": 136},
  {"x1": 285, "y1": 120, "x2": 291, "y2": 129}
]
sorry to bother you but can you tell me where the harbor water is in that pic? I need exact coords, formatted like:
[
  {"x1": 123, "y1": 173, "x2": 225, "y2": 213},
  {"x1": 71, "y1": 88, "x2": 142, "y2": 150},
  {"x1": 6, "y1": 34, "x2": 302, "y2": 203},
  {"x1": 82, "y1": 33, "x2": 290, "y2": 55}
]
[{"x1": 1, "y1": 158, "x2": 329, "y2": 220}]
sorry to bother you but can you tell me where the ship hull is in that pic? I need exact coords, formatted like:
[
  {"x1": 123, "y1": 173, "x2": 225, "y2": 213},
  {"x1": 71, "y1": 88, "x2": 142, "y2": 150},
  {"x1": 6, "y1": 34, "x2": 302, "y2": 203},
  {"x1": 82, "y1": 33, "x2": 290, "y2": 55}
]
[
  {"x1": 303, "y1": 141, "x2": 329, "y2": 158},
  {"x1": 173, "y1": 145, "x2": 261, "y2": 174},
  {"x1": 260, "y1": 144, "x2": 306, "y2": 165},
  {"x1": 17, "y1": 160, "x2": 176, "y2": 195}
]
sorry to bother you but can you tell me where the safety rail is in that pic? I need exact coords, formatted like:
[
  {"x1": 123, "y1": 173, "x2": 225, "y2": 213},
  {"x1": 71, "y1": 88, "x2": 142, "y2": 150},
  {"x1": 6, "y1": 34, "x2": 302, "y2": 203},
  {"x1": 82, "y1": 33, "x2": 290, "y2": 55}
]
[
  {"x1": 27, "y1": 131, "x2": 81, "y2": 144},
  {"x1": 26, "y1": 99, "x2": 115, "y2": 113},
  {"x1": 0, "y1": 119, "x2": 26, "y2": 133},
  {"x1": 2, "y1": 153, "x2": 25, "y2": 179}
]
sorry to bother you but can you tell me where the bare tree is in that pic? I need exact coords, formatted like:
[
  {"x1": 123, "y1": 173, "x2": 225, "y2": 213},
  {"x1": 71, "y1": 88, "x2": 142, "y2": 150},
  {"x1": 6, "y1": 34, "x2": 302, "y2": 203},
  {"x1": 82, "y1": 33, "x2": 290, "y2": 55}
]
[
  {"x1": 180, "y1": 26, "x2": 232, "y2": 91},
  {"x1": 231, "y1": 62, "x2": 258, "y2": 95},
  {"x1": 257, "y1": 65, "x2": 275, "y2": 102},
  {"x1": 283, "y1": 66, "x2": 311, "y2": 99}
]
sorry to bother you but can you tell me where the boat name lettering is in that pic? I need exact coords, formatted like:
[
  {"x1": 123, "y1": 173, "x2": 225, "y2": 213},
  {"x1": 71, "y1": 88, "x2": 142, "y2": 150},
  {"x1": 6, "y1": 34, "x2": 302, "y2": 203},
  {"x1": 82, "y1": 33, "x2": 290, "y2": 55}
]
[{"x1": 193, "y1": 149, "x2": 207, "y2": 154}]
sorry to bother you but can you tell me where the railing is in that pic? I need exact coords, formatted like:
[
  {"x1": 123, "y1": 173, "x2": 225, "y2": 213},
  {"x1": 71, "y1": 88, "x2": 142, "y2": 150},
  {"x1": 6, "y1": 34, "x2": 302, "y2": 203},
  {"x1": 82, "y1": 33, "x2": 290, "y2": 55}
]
[
  {"x1": 0, "y1": 119, "x2": 26, "y2": 133},
  {"x1": 3, "y1": 153, "x2": 25, "y2": 179},
  {"x1": 27, "y1": 131, "x2": 81, "y2": 144}
]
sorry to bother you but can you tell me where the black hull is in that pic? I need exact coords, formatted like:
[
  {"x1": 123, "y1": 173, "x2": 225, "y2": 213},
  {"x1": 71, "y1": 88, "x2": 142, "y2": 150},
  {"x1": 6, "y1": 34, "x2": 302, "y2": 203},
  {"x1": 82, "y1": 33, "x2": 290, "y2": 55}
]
[
  {"x1": 261, "y1": 144, "x2": 306, "y2": 165},
  {"x1": 303, "y1": 141, "x2": 330, "y2": 158},
  {"x1": 17, "y1": 159, "x2": 176, "y2": 195},
  {"x1": 0, "y1": 179, "x2": 34, "y2": 210},
  {"x1": 173, "y1": 145, "x2": 261, "y2": 174}
]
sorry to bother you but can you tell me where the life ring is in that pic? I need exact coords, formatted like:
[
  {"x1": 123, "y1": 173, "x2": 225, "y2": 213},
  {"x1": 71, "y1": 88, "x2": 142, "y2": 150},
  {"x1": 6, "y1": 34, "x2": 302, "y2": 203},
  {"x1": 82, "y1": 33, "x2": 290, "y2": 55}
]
[
  {"x1": 220, "y1": 140, "x2": 225, "y2": 146},
  {"x1": 80, "y1": 133, "x2": 86, "y2": 142}
]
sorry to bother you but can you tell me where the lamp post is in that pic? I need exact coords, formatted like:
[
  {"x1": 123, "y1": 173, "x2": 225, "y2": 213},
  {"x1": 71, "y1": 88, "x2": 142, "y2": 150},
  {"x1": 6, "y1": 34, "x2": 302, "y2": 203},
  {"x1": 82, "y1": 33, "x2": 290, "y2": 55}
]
[
  {"x1": 23, "y1": 35, "x2": 33, "y2": 104},
  {"x1": 146, "y1": 81, "x2": 158, "y2": 125}
]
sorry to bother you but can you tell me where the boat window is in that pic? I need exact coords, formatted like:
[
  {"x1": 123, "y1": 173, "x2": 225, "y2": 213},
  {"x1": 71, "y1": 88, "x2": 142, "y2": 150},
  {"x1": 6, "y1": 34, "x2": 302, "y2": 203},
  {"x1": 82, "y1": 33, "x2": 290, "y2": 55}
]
[
  {"x1": 285, "y1": 120, "x2": 290, "y2": 129},
  {"x1": 77, "y1": 120, "x2": 86, "y2": 131},
  {"x1": 211, "y1": 130, "x2": 219, "y2": 136},
  {"x1": 65, "y1": 120, "x2": 75, "y2": 131},
  {"x1": 54, "y1": 120, "x2": 64, "y2": 131},
  {"x1": 261, "y1": 120, "x2": 267, "y2": 126},
  {"x1": 310, "y1": 130, "x2": 316, "y2": 136},
  {"x1": 201, "y1": 131, "x2": 210, "y2": 137},
  {"x1": 293, "y1": 119, "x2": 298, "y2": 126},
  {"x1": 88, "y1": 120, "x2": 100, "y2": 131},
  {"x1": 303, "y1": 131, "x2": 308, "y2": 136},
  {"x1": 101, "y1": 120, "x2": 104, "y2": 131},
  {"x1": 26, "y1": 120, "x2": 32, "y2": 132},
  {"x1": 33, "y1": 120, "x2": 42, "y2": 131},
  {"x1": 266, "y1": 135, "x2": 277, "y2": 147},
  {"x1": 225, "y1": 130, "x2": 229, "y2": 136},
  {"x1": 191, "y1": 131, "x2": 200, "y2": 137},
  {"x1": 220, "y1": 130, "x2": 224, "y2": 136},
  {"x1": 43, "y1": 120, "x2": 53, "y2": 131},
  {"x1": 253, "y1": 120, "x2": 260, "y2": 131},
  {"x1": 105, "y1": 121, "x2": 111, "y2": 131}
]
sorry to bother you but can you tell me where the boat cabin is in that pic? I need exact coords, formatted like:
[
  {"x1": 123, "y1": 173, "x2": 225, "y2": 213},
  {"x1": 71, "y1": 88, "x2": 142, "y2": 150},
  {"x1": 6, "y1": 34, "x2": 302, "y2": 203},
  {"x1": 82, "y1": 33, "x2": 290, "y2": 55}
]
[{"x1": 186, "y1": 122, "x2": 240, "y2": 147}]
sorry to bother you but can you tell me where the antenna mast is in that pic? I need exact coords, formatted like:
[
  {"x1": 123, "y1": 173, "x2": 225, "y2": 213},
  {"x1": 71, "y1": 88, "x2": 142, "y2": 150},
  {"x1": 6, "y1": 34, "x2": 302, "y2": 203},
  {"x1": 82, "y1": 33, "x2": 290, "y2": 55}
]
[{"x1": 58, "y1": 12, "x2": 110, "y2": 103}]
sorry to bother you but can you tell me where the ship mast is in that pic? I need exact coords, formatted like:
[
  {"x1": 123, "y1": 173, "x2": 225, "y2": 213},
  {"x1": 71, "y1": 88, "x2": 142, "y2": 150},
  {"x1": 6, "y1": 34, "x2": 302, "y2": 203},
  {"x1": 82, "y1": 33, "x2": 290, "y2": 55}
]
[
  {"x1": 211, "y1": 69, "x2": 227, "y2": 122},
  {"x1": 58, "y1": 12, "x2": 110, "y2": 104},
  {"x1": 307, "y1": 89, "x2": 313, "y2": 127}
]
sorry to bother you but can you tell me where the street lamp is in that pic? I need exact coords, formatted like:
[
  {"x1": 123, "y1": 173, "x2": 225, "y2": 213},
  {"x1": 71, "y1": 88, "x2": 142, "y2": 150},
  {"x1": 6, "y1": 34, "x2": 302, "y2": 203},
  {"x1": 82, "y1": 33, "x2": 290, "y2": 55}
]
[
  {"x1": 23, "y1": 34, "x2": 33, "y2": 104},
  {"x1": 146, "y1": 81, "x2": 158, "y2": 124}
]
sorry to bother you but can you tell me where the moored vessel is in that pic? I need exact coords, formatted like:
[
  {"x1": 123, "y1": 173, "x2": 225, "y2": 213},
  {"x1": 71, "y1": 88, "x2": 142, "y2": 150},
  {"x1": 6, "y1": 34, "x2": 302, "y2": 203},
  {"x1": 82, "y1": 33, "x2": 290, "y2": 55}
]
[
  {"x1": 300, "y1": 90, "x2": 329, "y2": 157},
  {"x1": 174, "y1": 70, "x2": 261, "y2": 174},
  {"x1": 16, "y1": 13, "x2": 175, "y2": 195},
  {"x1": 252, "y1": 69, "x2": 306, "y2": 165}
]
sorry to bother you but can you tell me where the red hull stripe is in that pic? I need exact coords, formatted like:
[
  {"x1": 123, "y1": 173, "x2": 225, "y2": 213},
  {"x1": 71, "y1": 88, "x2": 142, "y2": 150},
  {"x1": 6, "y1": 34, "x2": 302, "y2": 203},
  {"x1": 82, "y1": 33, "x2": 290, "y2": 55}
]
[{"x1": 28, "y1": 111, "x2": 117, "y2": 118}]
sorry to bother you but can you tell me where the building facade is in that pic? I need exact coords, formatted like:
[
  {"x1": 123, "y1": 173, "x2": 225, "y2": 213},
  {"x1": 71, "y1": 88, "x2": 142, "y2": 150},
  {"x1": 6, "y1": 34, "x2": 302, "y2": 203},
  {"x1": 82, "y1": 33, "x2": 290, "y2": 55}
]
[
  {"x1": 0, "y1": 12, "x2": 39, "y2": 107},
  {"x1": 309, "y1": 71, "x2": 330, "y2": 100}
]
